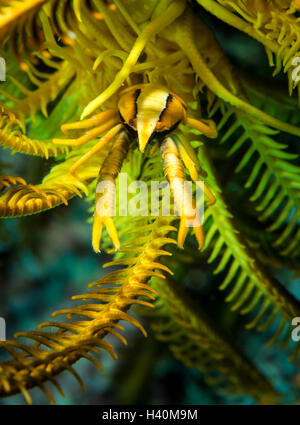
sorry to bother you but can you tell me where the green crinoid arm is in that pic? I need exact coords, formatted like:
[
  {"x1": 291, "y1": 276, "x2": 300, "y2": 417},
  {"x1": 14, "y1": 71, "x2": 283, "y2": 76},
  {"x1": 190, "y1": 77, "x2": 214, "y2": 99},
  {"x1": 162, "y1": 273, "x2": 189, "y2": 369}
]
[
  {"x1": 197, "y1": 144, "x2": 300, "y2": 358},
  {"x1": 151, "y1": 277, "x2": 280, "y2": 404},
  {"x1": 196, "y1": 0, "x2": 300, "y2": 95},
  {"x1": 0, "y1": 61, "x2": 76, "y2": 123},
  {"x1": 175, "y1": 10, "x2": 300, "y2": 137},
  {"x1": 212, "y1": 103, "x2": 300, "y2": 257}
]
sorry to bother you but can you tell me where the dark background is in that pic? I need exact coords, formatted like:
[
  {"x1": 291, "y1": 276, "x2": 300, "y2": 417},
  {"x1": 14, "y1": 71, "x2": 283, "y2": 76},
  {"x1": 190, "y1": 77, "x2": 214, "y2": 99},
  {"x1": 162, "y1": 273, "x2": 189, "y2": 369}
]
[{"x1": 1, "y1": 3, "x2": 300, "y2": 405}]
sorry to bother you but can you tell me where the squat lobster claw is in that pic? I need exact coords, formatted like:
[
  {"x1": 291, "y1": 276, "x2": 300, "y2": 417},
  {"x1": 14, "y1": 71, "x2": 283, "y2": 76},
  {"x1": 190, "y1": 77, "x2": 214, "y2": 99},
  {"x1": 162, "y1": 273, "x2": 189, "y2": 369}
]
[{"x1": 53, "y1": 84, "x2": 217, "y2": 252}]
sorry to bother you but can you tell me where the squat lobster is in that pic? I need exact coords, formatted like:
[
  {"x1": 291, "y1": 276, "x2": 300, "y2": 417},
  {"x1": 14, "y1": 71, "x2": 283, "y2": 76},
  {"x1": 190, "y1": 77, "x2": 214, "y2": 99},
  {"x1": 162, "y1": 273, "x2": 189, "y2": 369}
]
[{"x1": 53, "y1": 83, "x2": 217, "y2": 253}]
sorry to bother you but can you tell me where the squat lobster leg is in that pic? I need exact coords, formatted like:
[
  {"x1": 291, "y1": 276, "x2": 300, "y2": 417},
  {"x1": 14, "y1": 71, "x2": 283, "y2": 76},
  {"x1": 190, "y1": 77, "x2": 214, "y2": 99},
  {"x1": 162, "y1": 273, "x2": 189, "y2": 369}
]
[
  {"x1": 184, "y1": 117, "x2": 217, "y2": 139},
  {"x1": 53, "y1": 115, "x2": 119, "y2": 147},
  {"x1": 60, "y1": 110, "x2": 117, "y2": 134},
  {"x1": 69, "y1": 124, "x2": 123, "y2": 178},
  {"x1": 161, "y1": 137, "x2": 204, "y2": 249},
  {"x1": 177, "y1": 139, "x2": 216, "y2": 206},
  {"x1": 92, "y1": 131, "x2": 130, "y2": 253}
]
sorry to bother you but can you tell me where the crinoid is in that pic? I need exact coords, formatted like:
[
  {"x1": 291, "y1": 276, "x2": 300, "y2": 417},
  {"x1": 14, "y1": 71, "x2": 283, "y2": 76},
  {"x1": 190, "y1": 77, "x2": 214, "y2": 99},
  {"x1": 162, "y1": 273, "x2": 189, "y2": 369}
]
[{"x1": 0, "y1": 0, "x2": 300, "y2": 405}]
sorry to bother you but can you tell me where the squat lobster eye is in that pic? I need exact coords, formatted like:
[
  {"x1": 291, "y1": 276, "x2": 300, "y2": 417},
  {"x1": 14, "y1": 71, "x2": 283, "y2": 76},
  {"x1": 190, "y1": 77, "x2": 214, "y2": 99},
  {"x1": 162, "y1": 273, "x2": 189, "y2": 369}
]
[
  {"x1": 54, "y1": 83, "x2": 218, "y2": 253},
  {"x1": 118, "y1": 84, "x2": 187, "y2": 153}
]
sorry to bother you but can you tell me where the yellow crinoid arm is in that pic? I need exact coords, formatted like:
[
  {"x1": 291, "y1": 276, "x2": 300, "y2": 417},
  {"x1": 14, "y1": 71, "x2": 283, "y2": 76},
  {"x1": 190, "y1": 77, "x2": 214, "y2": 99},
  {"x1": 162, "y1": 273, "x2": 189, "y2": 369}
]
[
  {"x1": 0, "y1": 0, "x2": 46, "y2": 33},
  {"x1": 92, "y1": 131, "x2": 130, "y2": 253},
  {"x1": 80, "y1": 0, "x2": 186, "y2": 119},
  {"x1": 160, "y1": 137, "x2": 204, "y2": 249},
  {"x1": 177, "y1": 10, "x2": 300, "y2": 137}
]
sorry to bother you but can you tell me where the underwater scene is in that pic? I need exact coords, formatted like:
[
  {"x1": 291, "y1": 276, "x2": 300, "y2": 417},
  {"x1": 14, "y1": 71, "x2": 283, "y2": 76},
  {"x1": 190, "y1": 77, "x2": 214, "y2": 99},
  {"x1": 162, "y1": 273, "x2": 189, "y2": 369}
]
[{"x1": 1, "y1": 0, "x2": 300, "y2": 407}]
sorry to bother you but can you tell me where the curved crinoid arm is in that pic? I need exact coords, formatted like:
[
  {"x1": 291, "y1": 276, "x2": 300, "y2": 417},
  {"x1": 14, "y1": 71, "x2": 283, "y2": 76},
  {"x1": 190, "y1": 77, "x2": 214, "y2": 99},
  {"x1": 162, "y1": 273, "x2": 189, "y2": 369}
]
[
  {"x1": 80, "y1": 0, "x2": 186, "y2": 119},
  {"x1": 0, "y1": 4, "x2": 78, "y2": 126},
  {"x1": 92, "y1": 131, "x2": 130, "y2": 253},
  {"x1": 0, "y1": 141, "x2": 110, "y2": 218},
  {"x1": 207, "y1": 59, "x2": 300, "y2": 259},
  {"x1": 0, "y1": 175, "x2": 26, "y2": 193},
  {"x1": 174, "y1": 10, "x2": 300, "y2": 137},
  {"x1": 160, "y1": 137, "x2": 204, "y2": 249},
  {"x1": 193, "y1": 23, "x2": 300, "y2": 259},
  {"x1": 196, "y1": 0, "x2": 300, "y2": 88},
  {"x1": 0, "y1": 216, "x2": 177, "y2": 404},
  {"x1": 0, "y1": 106, "x2": 68, "y2": 158},
  {"x1": 0, "y1": 60, "x2": 76, "y2": 124}
]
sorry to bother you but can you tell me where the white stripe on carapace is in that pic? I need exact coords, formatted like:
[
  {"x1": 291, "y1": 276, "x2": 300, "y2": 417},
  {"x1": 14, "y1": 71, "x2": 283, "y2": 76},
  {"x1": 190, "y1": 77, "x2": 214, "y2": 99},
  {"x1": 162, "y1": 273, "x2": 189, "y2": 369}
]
[{"x1": 136, "y1": 85, "x2": 169, "y2": 153}]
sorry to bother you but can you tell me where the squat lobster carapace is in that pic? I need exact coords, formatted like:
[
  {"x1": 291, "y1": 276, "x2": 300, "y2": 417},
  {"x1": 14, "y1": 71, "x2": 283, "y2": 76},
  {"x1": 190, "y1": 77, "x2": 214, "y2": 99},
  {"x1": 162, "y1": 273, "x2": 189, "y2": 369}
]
[{"x1": 53, "y1": 84, "x2": 217, "y2": 253}]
